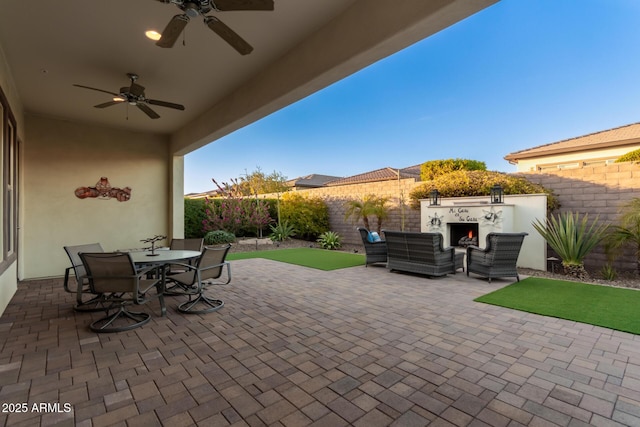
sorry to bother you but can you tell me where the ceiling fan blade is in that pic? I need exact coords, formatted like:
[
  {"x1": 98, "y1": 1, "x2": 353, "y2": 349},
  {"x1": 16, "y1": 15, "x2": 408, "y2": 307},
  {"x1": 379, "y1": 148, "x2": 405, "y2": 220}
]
[
  {"x1": 205, "y1": 16, "x2": 253, "y2": 55},
  {"x1": 94, "y1": 101, "x2": 123, "y2": 109},
  {"x1": 157, "y1": 14, "x2": 190, "y2": 48},
  {"x1": 211, "y1": 0, "x2": 274, "y2": 11},
  {"x1": 73, "y1": 84, "x2": 118, "y2": 97},
  {"x1": 137, "y1": 103, "x2": 161, "y2": 119},
  {"x1": 147, "y1": 99, "x2": 185, "y2": 110}
]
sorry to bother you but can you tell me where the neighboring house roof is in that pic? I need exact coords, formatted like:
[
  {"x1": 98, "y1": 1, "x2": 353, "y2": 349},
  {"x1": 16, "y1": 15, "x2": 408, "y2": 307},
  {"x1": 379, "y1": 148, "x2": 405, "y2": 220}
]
[
  {"x1": 185, "y1": 189, "x2": 221, "y2": 199},
  {"x1": 326, "y1": 165, "x2": 421, "y2": 186},
  {"x1": 504, "y1": 122, "x2": 640, "y2": 163},
  {"x1": 287, "y1": 174, "x2": 342, "y2": 188}
]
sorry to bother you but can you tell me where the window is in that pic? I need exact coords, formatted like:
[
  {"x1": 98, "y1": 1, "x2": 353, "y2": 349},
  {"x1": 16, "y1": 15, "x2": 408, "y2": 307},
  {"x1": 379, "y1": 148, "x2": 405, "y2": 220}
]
[{"x1": 0, "y1": 85, "x2": 18, "y2": 272}]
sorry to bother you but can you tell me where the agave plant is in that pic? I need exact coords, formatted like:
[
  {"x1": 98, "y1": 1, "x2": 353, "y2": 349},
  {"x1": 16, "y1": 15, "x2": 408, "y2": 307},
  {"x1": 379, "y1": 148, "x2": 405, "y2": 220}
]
[
  {"x1": 605, "y1": 198, "x2": 640, "y2": 275},
  {"x1": 317, "y1": 231, "x2": 342, "y2": 250},
  {"x1": 532, "y1": 211, "x2": 609, "y2": 279}
]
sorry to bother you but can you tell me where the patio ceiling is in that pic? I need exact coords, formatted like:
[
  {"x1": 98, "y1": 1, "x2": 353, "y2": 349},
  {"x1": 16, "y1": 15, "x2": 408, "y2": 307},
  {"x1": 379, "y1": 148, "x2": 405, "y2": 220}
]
[{"x1": 0, "y1": 0, "x2": 498, "y2": 155}]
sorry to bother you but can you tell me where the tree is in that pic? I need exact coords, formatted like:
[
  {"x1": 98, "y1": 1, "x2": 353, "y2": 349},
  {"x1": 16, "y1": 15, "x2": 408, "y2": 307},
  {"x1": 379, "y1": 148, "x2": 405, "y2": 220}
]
[
  {"x1": 237, "y1": 167, "x2": 289, "y2": 196},
  {"x1": 605, "y1": 198, "x2": 640, "y2": 274},
  {"x1": 344, "y1": 194, "x2": 390, "y2": 234}
]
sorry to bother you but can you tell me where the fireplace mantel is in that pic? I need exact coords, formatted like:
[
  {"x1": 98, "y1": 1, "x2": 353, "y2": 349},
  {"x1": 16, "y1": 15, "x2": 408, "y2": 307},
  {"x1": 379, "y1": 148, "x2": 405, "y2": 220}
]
[{"x1": 423, "y1": 204, "x2": 514, "y2": 249}]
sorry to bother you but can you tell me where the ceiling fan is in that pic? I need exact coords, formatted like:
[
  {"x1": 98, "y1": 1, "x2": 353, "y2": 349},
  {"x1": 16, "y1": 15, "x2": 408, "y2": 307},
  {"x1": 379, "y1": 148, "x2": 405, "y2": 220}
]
[
  {"x1": 154, "y1": 0, "x2": 274, "y2": 55},
  {"x1": 73, "y1": 73, "x2": 185, "y2": 119}
]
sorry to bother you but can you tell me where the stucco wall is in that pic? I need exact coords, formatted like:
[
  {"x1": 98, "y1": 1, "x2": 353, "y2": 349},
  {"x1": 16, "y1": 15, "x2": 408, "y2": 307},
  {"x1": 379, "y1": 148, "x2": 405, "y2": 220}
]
[
  {"x1": 515, "y1": 145, "x2": 640, "y2": 172},
  {"x1": 520, "y1": 161, "x2": 640, "y2": 272},
  {"x1": 23, "y1": 115, "x2": 171, "y2": 279}
]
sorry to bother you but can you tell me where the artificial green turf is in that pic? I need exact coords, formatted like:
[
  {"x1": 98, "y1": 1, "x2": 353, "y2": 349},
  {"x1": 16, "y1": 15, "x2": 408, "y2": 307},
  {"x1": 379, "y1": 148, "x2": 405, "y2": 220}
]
[
  {"x1": 475, "y1": 277, "x2": 640, "y2": 334},
  {"x1": 227, "y1": 248, "x2": 365, "y2": 271}
]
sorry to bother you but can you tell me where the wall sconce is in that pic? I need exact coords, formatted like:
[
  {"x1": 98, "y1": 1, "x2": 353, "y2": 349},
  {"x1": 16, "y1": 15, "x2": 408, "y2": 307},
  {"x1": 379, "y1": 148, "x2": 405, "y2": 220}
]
[
  {"x1": 429, "y1": 189, "x2": 440, "y2": 206},
  {"x1": 490, "y1": 184, "x2": 504, "y2": 204}
]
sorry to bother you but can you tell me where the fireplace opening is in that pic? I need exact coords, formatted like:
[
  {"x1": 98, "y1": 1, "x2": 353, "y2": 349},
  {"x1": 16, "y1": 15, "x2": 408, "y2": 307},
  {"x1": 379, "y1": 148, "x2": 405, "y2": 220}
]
[{"x1": 449, "y1": 223, "x2": 479, "y2": 247}]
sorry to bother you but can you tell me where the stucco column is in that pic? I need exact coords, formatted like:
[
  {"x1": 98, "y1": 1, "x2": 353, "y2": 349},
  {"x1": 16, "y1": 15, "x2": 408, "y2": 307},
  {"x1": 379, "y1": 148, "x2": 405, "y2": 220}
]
[{"x1": 170, "y1": 155, "x2": 185, "y2": 239}]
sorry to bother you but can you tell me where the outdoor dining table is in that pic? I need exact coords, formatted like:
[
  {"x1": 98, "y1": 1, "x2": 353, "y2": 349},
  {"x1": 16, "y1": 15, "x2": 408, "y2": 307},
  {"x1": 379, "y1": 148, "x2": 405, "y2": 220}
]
[
  {"x1": 127, "y1": 249, "x2": 202, "y2": 293},
  {"x1": 128, "y1": 249, "x2": 201, "y2": 266}
]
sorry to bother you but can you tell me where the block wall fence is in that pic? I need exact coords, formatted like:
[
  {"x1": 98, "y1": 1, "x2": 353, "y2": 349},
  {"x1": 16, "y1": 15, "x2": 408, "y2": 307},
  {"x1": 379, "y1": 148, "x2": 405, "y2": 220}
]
[
  {"x1": 261, "y1": 178, "x2": 424, "y2": 247},
  {"x1": 258, "y1": 161, "x2": 640, "y2": 273},
  {"x1": 520, "y1": 161, "x2": 640, "y2": 273}
]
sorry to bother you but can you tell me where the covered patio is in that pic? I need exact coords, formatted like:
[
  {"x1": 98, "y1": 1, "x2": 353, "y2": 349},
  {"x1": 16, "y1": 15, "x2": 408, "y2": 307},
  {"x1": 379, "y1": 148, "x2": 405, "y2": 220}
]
[{"x1": 2, "y1": 260, "x2": 639, "y2": 425}]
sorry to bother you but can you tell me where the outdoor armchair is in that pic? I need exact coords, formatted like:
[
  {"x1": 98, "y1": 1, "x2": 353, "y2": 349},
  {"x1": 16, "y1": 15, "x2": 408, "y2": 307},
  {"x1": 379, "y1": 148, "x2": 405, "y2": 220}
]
[
  {"x1": 79, "y1": 252, "x2": 165, "y2": 333},
  {"x1": 357, "y1": 227, "x2": 388, "y2": 267},
  {"x1": 466, "y1": 232, "x2": 528, "y2": 283},
  {"x1": 166, "y1": 245, "x2": 231, "y2": 314}
]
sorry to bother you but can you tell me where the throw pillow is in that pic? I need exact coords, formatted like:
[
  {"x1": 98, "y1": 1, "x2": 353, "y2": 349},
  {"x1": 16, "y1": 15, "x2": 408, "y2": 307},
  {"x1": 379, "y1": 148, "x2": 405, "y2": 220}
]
[{"x1": 368, "y1": 231, "x2": 382, "y2": 243}]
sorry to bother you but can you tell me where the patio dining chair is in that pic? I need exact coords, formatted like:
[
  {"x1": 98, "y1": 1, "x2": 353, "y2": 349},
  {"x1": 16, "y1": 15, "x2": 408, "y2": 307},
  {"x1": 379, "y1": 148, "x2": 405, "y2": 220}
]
[
  {"x1": 166, "y1": 245, "x2": 231, "y2": 314},
  {"x1": 79, "y1": 252, "x2": 165, "y2": 333},
  {"x1": 164, "y1": 238, "x2": 204, "y2": 294},
  {"x1": 63, "y1": 243, "x2": 109, "y2": 312},
  {"x1": 466, "y1": 232, "x2": 528, "y2": 283}
]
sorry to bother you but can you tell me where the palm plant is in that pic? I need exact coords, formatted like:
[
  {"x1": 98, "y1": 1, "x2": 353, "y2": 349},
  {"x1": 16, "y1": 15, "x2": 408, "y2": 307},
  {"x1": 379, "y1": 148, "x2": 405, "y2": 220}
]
[
  {"x1": 605, "y1": 198, "x2": 640, "y2": 275},
  {"x1": 344, "y1": 194, "x2": 390, "y2": 234},
  {"x1": 532, "y1": 211, "x2": 609, "y2": 279}
]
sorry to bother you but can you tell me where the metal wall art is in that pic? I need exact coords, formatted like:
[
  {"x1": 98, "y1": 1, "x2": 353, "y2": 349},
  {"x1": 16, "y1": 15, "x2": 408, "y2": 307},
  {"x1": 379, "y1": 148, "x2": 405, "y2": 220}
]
[{"x1": 75, "y1": 177, "x2": 131, "y2": 202}]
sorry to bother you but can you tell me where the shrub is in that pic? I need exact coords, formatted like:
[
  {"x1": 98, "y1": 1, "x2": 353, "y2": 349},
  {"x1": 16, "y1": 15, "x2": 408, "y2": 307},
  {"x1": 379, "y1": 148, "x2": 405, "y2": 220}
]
[
  {"x1": 409, "y1": 170, "x2": 559, "y2": 211},
  {"x1": 420, "y1": 158, "x2": 486, "y2": 181},
  {"x1": 280, "y1": 193, "x2": 330, "y2": 240},
  {"x1": 615, "y1": 148, "x2": 640, "y2": 163},
  {"x1": 204, "y1": 230, "x2": 236, "y2": 245},
  {"x1": 600, "y1": 263, "x2": 617, "y2": 281},
  {"x1": 184, "y1": 198, "x2": 207, "y2": 238},
  {"x1": 532, "y1": 212, "x2": 609, "y2": 279},
  {"x1": 317, "y1": 231, "x2": 342, "y2": 250},
  {"x1": 269, "y1": 220, "x2": 296, "y2": 242},
  {"x1": 605, "y1": 198, "x2": 640, "y2": 274}
]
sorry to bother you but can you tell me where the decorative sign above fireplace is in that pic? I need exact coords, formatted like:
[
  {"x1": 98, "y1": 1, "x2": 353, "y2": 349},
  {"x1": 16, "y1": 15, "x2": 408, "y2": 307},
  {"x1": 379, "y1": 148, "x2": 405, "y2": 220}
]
[{"x1": 419, "y1": 194, "x2": 548, "y2": 271}]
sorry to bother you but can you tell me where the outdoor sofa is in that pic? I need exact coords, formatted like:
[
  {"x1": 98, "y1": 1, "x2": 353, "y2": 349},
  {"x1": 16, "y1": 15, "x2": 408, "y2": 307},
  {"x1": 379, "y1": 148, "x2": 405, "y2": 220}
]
[{"x1": 382, "y1": 230, "x2": 463, "y2": 277}]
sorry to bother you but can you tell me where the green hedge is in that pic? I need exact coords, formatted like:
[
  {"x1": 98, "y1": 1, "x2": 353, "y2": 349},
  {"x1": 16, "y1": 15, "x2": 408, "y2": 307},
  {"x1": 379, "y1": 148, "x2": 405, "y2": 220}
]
[
  {"x1": 184, "y1": 198, "x2": 207, "y2": 238},
  {"x1": 616, "y1": 148, "x2": 640, "y2": 163},
  {"x1": 280, "y1": 193, "x2": 330, "y2": 240},
  {"x1": 409, "y1": 170, "x2": 559, "y2": 211},
  {"x1": 420, "y1": 158, "x2": 487, "y2": 181}
]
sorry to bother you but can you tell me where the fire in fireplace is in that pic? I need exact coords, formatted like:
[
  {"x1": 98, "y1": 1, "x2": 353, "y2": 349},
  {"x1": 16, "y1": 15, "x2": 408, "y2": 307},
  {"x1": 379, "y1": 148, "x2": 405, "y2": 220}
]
[{"x1": 449, "y1": 223, "x2": 479, "y2": 247}]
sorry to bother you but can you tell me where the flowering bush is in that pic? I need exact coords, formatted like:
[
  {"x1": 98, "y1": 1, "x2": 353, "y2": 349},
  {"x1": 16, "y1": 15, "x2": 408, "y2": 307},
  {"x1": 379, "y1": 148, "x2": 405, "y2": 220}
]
[{"x1": 202, "y1": 178, "x2": 273, "y2": 236}]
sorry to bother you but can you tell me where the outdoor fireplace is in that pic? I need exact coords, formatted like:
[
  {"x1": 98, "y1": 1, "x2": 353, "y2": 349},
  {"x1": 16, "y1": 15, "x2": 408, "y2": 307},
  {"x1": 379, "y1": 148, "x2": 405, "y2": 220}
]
[
  {"x1": 421, "y1": 194, "x2": 548, "y2": 271},
  {"x1": 449, "y1": 223, "x2": 479, "y2": 247}
]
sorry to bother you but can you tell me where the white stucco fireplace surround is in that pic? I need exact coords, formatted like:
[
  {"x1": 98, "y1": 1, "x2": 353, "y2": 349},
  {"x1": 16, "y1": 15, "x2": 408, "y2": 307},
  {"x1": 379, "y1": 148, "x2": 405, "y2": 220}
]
[{"x1": 420, "y1": 194, "x2": 548, "y2": 271}]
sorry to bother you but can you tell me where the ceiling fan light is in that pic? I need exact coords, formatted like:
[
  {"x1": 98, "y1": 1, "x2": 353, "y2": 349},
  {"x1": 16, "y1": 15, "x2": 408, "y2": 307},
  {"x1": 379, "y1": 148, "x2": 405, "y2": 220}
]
[
  {"x1": 113, "y1": 96, "x2": 126, "y2": 102},
  {"x1": 145, "y1": 30, "x2": 162, "y2": 41}
]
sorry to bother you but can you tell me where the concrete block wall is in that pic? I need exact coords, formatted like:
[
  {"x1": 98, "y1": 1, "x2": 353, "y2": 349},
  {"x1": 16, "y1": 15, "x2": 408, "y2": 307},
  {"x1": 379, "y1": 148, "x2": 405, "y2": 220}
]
[
  {"x1": 520, "y1": 161, "x2": 640, "y2": 273},
  {"x1": 263, "y1": 178, "x2": 424, "y2": 245}
]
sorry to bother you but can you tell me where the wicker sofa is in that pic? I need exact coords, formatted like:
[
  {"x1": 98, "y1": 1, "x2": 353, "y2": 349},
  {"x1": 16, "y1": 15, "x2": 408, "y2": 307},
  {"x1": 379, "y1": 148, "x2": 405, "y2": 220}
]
[
  {"x1": 382, "y1": 230, "x2": 463, "y2": 277},
  {"x1": 466, "y1": 232, "x2": 527, "y2": 283},
  {"x1": 357, "y1": 227, "x2": 388, "y2": 267}
]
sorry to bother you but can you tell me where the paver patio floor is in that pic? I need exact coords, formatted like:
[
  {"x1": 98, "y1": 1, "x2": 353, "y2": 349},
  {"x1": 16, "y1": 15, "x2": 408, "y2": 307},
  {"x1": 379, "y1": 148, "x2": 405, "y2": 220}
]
[{"x1": 1, "y1": 258, "x2": 640, "y2": 426}]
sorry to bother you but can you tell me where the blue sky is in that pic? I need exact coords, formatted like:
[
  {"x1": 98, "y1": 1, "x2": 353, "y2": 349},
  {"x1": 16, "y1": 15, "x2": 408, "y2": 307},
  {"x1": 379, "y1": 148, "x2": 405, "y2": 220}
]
[{"x1": 185, "y1": 0, "x2": 640, "y2": 194}]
